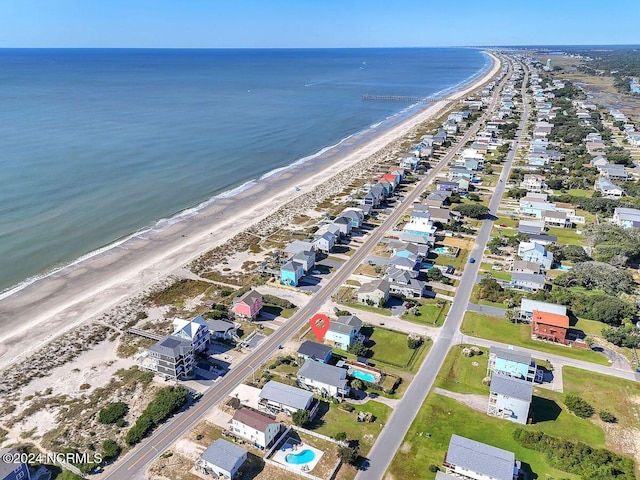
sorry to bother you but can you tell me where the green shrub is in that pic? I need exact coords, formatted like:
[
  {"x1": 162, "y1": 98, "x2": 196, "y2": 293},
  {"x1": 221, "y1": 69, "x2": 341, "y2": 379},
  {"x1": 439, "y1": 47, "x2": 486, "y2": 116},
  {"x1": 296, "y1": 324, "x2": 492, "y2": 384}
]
[
  {"x1": 125, "y1": 386, "x2": 188, "y2": 446},
  {"x1": 98, "y1": 402, "x2": 129, "y2": 425},
  {"x1": 292, "y1": 409, "x2": 310, "y2": 427},
  {"x1": 599, "y1": 410, "x2": 618, "y2": 423},
  {"x1": 564, "y1": 394, "x2": 594, "y2": 418},
  {"x1": 334, "y1": 431, "x2": 347, "y2": 441},
  {"x1": 101, "y1": 439, "x2": 121, "y2": 461}
]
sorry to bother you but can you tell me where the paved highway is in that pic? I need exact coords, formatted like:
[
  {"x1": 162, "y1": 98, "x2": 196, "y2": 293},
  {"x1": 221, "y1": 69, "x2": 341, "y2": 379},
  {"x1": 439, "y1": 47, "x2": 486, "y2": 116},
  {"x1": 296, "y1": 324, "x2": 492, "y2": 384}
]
[
  {"x1": 101, "y1": 56, "x2": 505, "y2": 480},
  {"x1": 356, "y1": 57, "x2": 526, "y2": 480}
]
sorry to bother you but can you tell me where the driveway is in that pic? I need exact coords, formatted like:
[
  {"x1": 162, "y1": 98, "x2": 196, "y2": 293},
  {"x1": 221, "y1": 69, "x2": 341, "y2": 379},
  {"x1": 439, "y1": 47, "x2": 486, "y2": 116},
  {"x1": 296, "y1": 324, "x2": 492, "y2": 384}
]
[{"x1": 467, "y1": 302, "x2": 506, "y2": 318}]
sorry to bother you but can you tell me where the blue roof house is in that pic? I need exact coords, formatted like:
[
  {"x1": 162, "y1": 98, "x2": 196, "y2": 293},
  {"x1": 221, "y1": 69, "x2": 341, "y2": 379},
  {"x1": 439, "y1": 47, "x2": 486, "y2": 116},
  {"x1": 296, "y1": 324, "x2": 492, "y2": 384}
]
[{"x1": 280, "y1": 260, "x2": 304, "y2": 287}]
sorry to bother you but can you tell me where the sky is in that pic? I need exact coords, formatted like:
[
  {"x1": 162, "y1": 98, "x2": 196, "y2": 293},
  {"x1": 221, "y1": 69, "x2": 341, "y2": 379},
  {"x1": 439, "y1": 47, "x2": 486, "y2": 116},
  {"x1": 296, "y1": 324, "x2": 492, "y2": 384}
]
[{"x1": 0, "y1": 0, "x2": 638, "y2": 48}]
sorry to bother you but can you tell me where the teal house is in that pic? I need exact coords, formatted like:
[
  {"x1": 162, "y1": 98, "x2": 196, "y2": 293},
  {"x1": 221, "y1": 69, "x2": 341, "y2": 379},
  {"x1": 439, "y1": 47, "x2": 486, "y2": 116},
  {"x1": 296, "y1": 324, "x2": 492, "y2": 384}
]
[{"x1": 280, "y1": 260, "x2": 304, "y2": 287}]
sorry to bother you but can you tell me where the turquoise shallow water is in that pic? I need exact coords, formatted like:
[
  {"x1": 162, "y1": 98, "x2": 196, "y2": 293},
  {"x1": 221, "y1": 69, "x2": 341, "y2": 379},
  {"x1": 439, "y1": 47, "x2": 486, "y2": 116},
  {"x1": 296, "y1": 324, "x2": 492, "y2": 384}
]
[{"x1": 0, "y1": 48, "x2": 489, "y2": 293}]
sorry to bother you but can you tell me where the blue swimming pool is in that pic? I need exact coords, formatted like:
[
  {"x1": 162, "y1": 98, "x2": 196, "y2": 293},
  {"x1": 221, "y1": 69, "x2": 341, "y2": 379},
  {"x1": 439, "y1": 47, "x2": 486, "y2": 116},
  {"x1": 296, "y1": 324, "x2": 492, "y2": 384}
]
[
  {"x1": 434, "y1": 247, "x2": 450, "y2": 254},
  {"x1": 286, "y1": 449, "x2": 316, "y2": 465},
  {"x1": 350, "y1": 369, "x2": 377, "y2": 383}
]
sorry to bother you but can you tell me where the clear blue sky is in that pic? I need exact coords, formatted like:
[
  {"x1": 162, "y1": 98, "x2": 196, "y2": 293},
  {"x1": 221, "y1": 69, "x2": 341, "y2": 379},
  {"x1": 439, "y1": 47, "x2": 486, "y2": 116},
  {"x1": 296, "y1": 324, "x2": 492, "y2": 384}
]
[{"x1": 1, "y1": 0, "x2": 638, "y2": 48}]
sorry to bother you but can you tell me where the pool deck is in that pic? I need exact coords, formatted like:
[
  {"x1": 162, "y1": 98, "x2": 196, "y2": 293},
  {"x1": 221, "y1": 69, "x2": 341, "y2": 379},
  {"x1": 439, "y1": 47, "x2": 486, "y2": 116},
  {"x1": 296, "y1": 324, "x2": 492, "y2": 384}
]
[{"x1": 272, "y1": 439, "x2": 324, "y2": 474}]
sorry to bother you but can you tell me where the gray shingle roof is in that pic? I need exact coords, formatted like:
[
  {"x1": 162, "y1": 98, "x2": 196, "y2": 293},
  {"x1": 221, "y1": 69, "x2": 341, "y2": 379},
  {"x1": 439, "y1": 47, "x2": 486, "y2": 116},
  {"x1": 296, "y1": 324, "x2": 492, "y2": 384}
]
[
  {"x1": 490, "y1": 373, "x2": 534, "y2": 402},
  {"x1": 490, "y1": 346, "x2": 531, "y2": 367},
  {"x1": 512, "y1": 272, "x2": 545, "y2": 286},
  {"x1": 446, "y1": 434, "x2": 515, "y2": 480},
  {"x1": 235, "y1": 289, "x2": 262, "y2": 308},
  {"x1": 297, "y1": 340, "x2": 332, "y2": 360},
  {"x1": 200, "y1": 439, "x2": 246, "y2": 473},
  {"x1": 520, "y1": 298, "x2": 566, "y2": 316},
  {"x1": 149, "y1": 335, "x2": 193, "y2": 358},
  {"x1": 329, "y1": 315, "x2": 362, "y2": 335},
  {"x1": 298, "y1": 360, "x2": 347, "y2": 389},
  {"x1": 259, "y1": 380, "x2": 313, "y2": 410}
]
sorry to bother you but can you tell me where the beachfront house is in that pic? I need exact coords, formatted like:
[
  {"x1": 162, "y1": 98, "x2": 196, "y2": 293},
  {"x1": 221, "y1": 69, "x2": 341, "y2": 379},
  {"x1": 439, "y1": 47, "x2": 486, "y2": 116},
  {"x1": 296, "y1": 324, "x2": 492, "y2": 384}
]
[
  {"x1": 146, "y1": 335, "x2": 195, "y2": 380},
  {"x1": 196, "y1": 439, "x2": 247, "y2": 479},
  {"x1": 488, "y1": 374, "x2": 533, "y2": 425},
  {"x1": 293, "y1": 250, "x2": 315, "y2": 272},
  {"x1": 401, "y1": 156, "x2": 419, "y2": 170},
  {"x1": 0, "y1": 448, "x2": 31, "y2": 480},
  {"x1": 325, "y1": 315, "x2": 363, "y2": 350},
  {"x1": 542, "y1": 210, "x2": 571, "y2": 228},
  {"x1": 280, "y1": 260, "x2": 304, "y2": 287},
  {"x1": 172, "y1": 316, "x2": 210, "y2": 352},
  {"x1": 312, "y1": 231, "x2": 336, "y2": 254},
  {"x1": 258, "y1": 380, "x2": 315, "y2": 416},
  {"x1": 512, "y1": 260, "x2": 542, "y2": 275},
  {"x1": 357, "y1": 279, "x2": 390, "y2": 306},
  {"x1": 208, "y1": 319, "x2": 238, "y2": 341},
  {"x1": 233, "y1": 290, "x2": 263, "y2": 319},
  {"x1": 333, "y1": 216, "x2": 353, "y2": 236},
  {"x1": 340, "y1": 210, "x2": 363, "y2": 229},
  {"x1": 601, "y1": 164, "x2": 629, "y2": 181},
  {"x1": 519, "y1": 298, "x2": 566, "y2": 322},
  {"x1": 443, "y1": 434, "x2": 519, "y2": 480},
  {"x1": 520, "y1": 174, "x2": 546, "y2": 192},
  {"x1": 230, "y1": 408, "x2": 281, "y2": 450},
  {"x1": 297, "y1": 360, "x2": 349, "y2": 398},
  {"x1": 612, "y1": 207, "x2": 640, "y2": 228},
  {"x1": 297, "y1": 341, "x2": 333, "y2": 364},
  {"x1": 517, "y1": 241, "x2": 553, "y2": 269},
  {"x1": 488, "y1": 346, "x2": 537, "y2": 382}
]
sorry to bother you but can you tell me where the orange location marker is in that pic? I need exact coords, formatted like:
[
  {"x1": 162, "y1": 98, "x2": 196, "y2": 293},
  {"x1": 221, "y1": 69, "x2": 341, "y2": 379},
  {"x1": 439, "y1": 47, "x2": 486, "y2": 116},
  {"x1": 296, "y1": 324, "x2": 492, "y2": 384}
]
[{"x1": 310, "y1": 314, "x2": 330, "y2": 342}]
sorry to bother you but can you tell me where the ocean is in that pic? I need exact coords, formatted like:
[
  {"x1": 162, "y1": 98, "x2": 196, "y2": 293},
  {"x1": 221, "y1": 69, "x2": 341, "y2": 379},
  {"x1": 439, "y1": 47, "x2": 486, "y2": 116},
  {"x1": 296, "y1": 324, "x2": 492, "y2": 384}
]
[{"x1": 0, "y1": 48, "x2": 489, "y2": 295}]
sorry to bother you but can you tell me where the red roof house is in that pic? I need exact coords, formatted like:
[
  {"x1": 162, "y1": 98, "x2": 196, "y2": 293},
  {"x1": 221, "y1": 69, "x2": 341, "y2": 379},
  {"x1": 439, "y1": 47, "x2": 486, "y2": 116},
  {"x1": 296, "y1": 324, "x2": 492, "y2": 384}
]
[{"x1": 531, "y1": 310, "x2": 569, "y2": 345}]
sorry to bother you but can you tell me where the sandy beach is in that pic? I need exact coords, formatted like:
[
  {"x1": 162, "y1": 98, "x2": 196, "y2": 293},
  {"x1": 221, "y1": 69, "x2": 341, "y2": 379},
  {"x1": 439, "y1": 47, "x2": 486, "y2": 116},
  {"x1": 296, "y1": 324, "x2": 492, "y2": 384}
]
[{"x1": 0, "y1": 52, "x2": 500, "y2": 374}]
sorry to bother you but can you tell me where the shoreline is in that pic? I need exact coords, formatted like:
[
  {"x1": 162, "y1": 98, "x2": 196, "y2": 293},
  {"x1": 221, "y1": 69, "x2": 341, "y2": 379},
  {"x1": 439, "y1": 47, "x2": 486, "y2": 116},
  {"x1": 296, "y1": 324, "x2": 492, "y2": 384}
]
[{"x1": 0, "y1": 52, "x2": 500, "y2": 372}]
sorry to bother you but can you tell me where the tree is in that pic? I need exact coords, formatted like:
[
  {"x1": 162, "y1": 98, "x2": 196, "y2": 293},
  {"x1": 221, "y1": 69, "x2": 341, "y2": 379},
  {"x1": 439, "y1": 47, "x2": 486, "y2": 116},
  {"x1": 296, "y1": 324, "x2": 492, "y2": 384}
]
[
  {"x1": 351, "y1": 379, "x2": 365, "y2": 390},
  {"x1": 377, "y1": 297, "x2": 386, "y2": 308},
  {"x1": 426, "y1": 268, "x2": 444, "y2": 282},
  {"x1": 453, "y1": 203, "x2": 490, "y2": 219},
  {"x1": 467, "y1": 193, "x2": 481, "y2": 202},
  {"x1": 98, "y1": 402, "x2": 129, "y2": 425},
  {"x1": 337, "y1": 445, "x2": 359, "y2": 465},
  {"x1": 334, "y1": 431, "x2": 347, "y2": 442},
  {"x1": 407, "y1": 334, "x2": 423, "y2": 349},
  {"x1": 477, "y1": 278, "x2": 506, "y2": 303},
  {"x1": 599, "y1": 411, "x2": 617, "y2": 423},
  {"x1": 564, "y1": 395, "x2": 594, "y2": 418},
  {"x1": 347, "y1": 341, "x2": 369, "y2": 357},
  {"x1": 292, "y1": 409, "x2": 311, "y2": 426},
  {"x1": 102, "y1": 439, "x2": 121, "y2": 461},
  {"x1": 553, "y1": 261, "x2": 635, "y2": 294}
]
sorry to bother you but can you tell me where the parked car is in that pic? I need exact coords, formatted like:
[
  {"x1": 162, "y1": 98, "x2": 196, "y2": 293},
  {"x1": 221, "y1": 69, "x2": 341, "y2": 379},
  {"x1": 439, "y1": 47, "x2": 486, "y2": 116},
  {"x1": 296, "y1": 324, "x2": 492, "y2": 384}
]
[
  {"x1": 499, "y1": 224, "x2": 507, "y2": 227},
  {"x1": 469, "y1": 257, "x2": 476, "y2": 263}
]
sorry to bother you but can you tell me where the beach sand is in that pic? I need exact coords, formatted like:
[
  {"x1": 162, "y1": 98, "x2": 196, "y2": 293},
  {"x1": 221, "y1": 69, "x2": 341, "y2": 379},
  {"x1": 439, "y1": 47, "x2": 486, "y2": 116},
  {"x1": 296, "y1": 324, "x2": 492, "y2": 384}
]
[{"x1": 0, "y1": 53, "x2": 501, "y2": 374}]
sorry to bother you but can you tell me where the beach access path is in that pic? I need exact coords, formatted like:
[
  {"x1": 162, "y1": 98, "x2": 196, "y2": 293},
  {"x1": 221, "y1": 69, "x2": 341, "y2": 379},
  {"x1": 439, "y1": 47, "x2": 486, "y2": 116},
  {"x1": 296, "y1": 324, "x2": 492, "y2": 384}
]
[{"x1": 100, "y1": 54, "x2": 504, "y2": 480}]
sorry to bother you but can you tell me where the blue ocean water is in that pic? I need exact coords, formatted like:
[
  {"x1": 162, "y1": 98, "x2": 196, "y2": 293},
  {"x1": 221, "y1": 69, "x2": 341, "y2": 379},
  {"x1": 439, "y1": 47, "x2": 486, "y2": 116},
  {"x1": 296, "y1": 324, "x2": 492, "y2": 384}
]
[{"x1": 0, "y1": 48, "x2": 488, "y2": 293}]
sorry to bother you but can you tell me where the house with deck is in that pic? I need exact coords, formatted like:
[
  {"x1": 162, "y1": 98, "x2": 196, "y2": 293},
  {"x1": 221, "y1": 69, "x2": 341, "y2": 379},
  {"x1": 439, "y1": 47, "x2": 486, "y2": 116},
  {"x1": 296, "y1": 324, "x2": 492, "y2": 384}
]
[
  {"x1": 518, "y1": 220, "x2": 545, "y2": 235},
  {"x1": 297, "y1": 341, "x2": 333, "y2": 364},
  {"x1": 280, "y1": 260, "x2": 304, "y2": 287},
  {"x1": 613, "y1": 207, "x2": 640, "y2": 228},
  {"x1": 297, "y1": 360, "x2": 349, "y2": 398},
  {"x1": 443, "y1": 434, "x2": 519, "y2": 480},
  {"x1": 385, "y1": 267, "x2": 426, "y2": 298},
  {"x1": 145, "y1": 335, "x2": 195, "y2": 380},
  {"x1": 520, "y1": 174, "x2": 546, "y2": 193},
  {"x1": 488, "y1": 346, "x2": 537, "y2": 382},
  {"x1": 259, "y1": 380, "x2": 315, "y2": 416},
  {"x1": 488, "y1": 374, "x2": 533, "y2": 425},
  {"x1": 517, "y1": 241, "x2": 553, "y2": 269},
  {"x1": 172, "y1": 316, "x2": 210, "y2": 352},
  {"x1": 512, "y1": 260, "x2": 542, "y2": 275},
  {"x1": 196, "y1": 439, "x2": 247, "y2": 479},
  {"x1": 600, "y1": 164, "x2": 629, "y2": 181},
  {"x1": 333, "y1": 216, "x2": 353, "y2": 236},
  {"x1": 531, "y1": 310, "x2": 570, "y2": 345},
  {"x1": 510, "y1": 272, "x2": 546, "y2": 292},
  {"x1": 208, "y1": 319, "x2": 238, "y2": 341},
  {"x1": 357, "y1": 279, "x2": 390, "y2": 306},
  {"x1": 324, "y1": 315, "x2": 363, "y2": 349},
  {"x1": 519, "y1": 298, "x2": 566, "y2": 322},
  {"x1": 230, "y1": 408, "x2": 281, "y2": 450},
  {"x1": 594, "y1": 178, "x2": 624, "y2": 198},
  {"x1": 233, "y1": 290, "x2": 263, "y2": 319},
  {"x1": 542, "y1": 210, "x2": 571, "y2": 228},
  {"x1": 313, "y1": 231, "x2": 336, "y2": 254},
  {"x1": 403, "y1": 211, "x2": 437, "y2": 240}
]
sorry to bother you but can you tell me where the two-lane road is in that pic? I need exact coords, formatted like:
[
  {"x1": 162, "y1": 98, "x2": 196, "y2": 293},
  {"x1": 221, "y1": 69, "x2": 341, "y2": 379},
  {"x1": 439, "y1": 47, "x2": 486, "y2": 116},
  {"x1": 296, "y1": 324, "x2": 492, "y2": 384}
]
[
  {"x1": 102, "y1": 56, "x2": 505, "y2": 480},
  {"x1": 356, "y1": 57, "x2": 527, "y2": 480}
]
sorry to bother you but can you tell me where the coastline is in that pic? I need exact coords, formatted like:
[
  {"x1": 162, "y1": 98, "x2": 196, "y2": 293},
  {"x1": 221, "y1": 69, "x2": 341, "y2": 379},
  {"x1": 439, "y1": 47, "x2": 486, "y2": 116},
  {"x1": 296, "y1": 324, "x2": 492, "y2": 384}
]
[{"x1": 0, "y1": 51, "x2": 500, "y2": 372}]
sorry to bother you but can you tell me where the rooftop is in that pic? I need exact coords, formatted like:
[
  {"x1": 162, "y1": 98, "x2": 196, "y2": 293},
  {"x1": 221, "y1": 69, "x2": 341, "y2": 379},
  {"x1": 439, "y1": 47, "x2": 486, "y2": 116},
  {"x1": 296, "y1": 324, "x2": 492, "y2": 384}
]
[
  {"x1": 490, "y1": 373, "x2": 534, "y2": 402},
  {"x1": 446, "y1": 434, "x2": 515, "y2": 480},
  {"x1": 232, "y1": 408, "x2": 278, "y2": 432},
  {"x1": 200, "y1": 439, "x2": 246, "y2": 472},
  {"x1": 490, "y1": 346, "x2": 532, "y2": 366},
  {"x1": 520, "y1": 298, "x2": 566, "y2": 316},
  {"x1": 297, "y1": 340, "x2": 332, "y2": 360},
  {"x1": 259, "y1": 380, "x2": 314, "y2": 411},
  {"x1": 532, "y1": 310, "x2": 570, "y2": 328},
  {"x1": 298, "y1": 360, "x2": 347, "y2": 389}
]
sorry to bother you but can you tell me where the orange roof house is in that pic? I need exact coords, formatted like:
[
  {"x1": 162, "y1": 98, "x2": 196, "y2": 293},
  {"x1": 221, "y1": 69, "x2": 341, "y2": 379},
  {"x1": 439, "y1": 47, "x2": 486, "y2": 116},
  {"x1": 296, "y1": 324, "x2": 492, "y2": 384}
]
[{"x1": 531, "y1": 310, "x2": 570, "y2": 345}]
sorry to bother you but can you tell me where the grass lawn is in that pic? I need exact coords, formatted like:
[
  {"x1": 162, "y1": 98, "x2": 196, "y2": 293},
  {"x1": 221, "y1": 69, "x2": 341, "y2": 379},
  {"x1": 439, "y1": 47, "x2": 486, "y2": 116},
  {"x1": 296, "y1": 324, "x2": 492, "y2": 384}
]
[
  {"x1": 566, "y1": 286, "x2": 608, "y2": 297},
  {"x1": 546, "y1": 227, "x2": 586, "y2": 246},
  {"x1": 367, "y1": 326, "x2": 427, "y2": 371},
  {"x1": 261, "y1": 304, "x2": 296, "y2": 319},
  {"x1": 567, "y1": 188, "x2": 594, "y2": 198},
  {"x1": 310, "y1": 400, "x2": 391, "y2": 456},
  {"x1": 401, "y1": 299, "x2": 450, "y2": 326},
  {"x1": 432, "y1": 288, "x2": 455, "y2": 297},
  {"x1": 495, "y1": 216, "x2": 519, "y2": 227},
  {"x1": 461, "y1": 312, "x2": 610, "y2": 365},
  {"x1": 572, "y1": 316, "x2": 606, "y2": 337},
  {"x1": 341, "y1": 301, "x2": 392, "y2": 316},
  {"x1": 432, "y1": 247, "x2": 469, "y2": 270},
  {"x1": 386, "y1": 346, "x2": 633, "y2": 480}
]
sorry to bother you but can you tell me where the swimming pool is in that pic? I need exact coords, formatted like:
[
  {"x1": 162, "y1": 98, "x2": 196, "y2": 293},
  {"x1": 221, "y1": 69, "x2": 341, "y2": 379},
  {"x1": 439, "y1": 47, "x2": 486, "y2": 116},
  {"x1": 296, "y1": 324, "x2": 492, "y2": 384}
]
[
  {"x1": 556, "y1": 265, "x2": 572, "y2": 271},
  {"x1": 434, "y1": 247, "x2": 450, "y2": 254},
  {"x1": 350, "y1": 369, "x2": 377, "y2": 383},
  {"x1": 286, "y1": 449, "x2": 316, "y2": 465}
]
